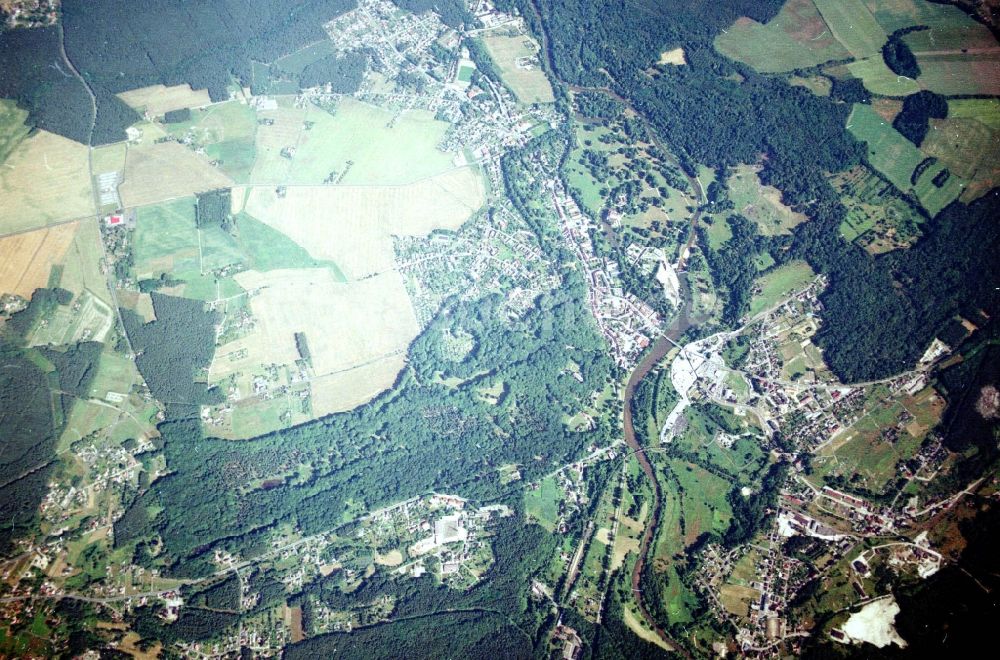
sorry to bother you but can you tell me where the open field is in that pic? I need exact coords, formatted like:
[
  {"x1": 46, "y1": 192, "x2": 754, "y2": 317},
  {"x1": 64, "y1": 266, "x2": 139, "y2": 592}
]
[
  {"x1": 133, "y1": 197, "x2": 245, "y2": 300},
  {"x1": 872, "y1": 0, "x2": 975, "y2": 32},
  {"x1": 250, "y1": 98, "x2": 455, "y2": 185},
  {"x1": 813, "y1": 0, "x2": 886, "y2": 58},
  {"x1": 727, "y1": 164, "x2": 807, "y2": 236},
  {"x1": 623, "y1": 606, "x2": 672, "y2": 652},
  {"x1": 119, "y1": 140, "x2": 232, "y2": 208},
  {"x1": 846, "y1": 57, "x2": 920, "y2": 96},
  {"x1": 233, "y1": 212, "x2": 342, "y2": 274},
  {"x1": 162, "y1": 100, "x2": 258, "y2": 183},
  {"x1": 0, "y1": 222, "x2": 78, "y2": 297},
  {"x1": 480, "y1": 34, "x2": 555, "y2": 104},
  {"x1": 310, "y1": 353, "x2": 407, "y2": 417},
  {"x1": 210, "y1": 267, "x2": 419, "y2": 428},
  {"x1": 0, "y1": 130, "x2": 94, "y2": 234},
  {"x1": 715, "y1": 0, "x2": 848, "y2": 72},
  {"x1": 847, "y1": 104, "x2": 966, "y2": 216},
  {"x1": 658, "y1": 48, "x2": 686, "y2": 65},
  {"x1": 274, "y1": 39, "x2": 338, "y2": 74},
  {"x1": 240, "y1": 166, "x2": 485, "y2": 279},
  {"x1": 0, "y1": 99, "x2": 31, "y2": 166},
  {"x1": 59, "y1": 221, "x2": 114, "y2": 305},
  {"x1": 949, "y1": 98, "x2": 1000, "y2": 131},
  {"x1": 923, "y1": 117, "x2": 999, "y2": 181},
  {"x1": 914, "y1": 51, "x2": 1000, "y2": 96},
  {"x1": 117, "y1": 84, "x2": 211, "y2": 117},
  {"x1": 749, "y1": 260, "x2": 815, "y2": 317},
  {"x1": 91, "y1": 142, "x2": 127, "y2": 175}
]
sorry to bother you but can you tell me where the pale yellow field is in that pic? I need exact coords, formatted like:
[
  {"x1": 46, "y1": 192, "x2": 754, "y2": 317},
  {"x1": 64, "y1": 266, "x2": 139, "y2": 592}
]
[
  {"x1": 311, "y1": 353, "x2": 407, "y2": 417},
  {"x1": 481, "y1": 34, "x2": 555, "y2": 104},
  {"x1": 59, "y1": 220, "x2": 114, "y2": 305},
  {"x1": 119, "y1": 140, "x2": 233, "y2": 208},
  {"x1": 117, "y1": 84, "x2": 212, "y2": 117},
  {"x1": 239, "y1": 166, "x2": 485, "y2": 279},
  {"x1": 248, "y1": 102, "x2": 308, "y2": 183},
  {"x1": 374, "y1": 549, "x2": 404, "y2": 567},
  {"x1": 0, "y1": 222, "x2": 78, "y2": 297},
  {"x1": 658, "y1": 48, "x2": 686, "y2": 65},
  {"x1": 0, "y1": 130, "x2": 94, "y2": 234},
  {"x1": 211, "y1": 268, "x2": 418, "y2": 416}
]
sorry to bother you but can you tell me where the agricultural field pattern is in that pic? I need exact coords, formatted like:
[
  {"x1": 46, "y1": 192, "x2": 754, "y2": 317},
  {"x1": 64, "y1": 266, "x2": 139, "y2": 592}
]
[{"x1": 0, "y1": 0, "x2": 998, "y2": 658}]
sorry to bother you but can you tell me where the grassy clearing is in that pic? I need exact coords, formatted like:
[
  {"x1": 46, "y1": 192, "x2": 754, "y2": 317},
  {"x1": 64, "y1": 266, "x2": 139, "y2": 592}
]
[
  {"x1": 117, "y1": 83, "x2": 211, "y2": 117},
  {"x1": 847, "y1": 104, "x2": 965, "y2": 216},
  {"x1": 0, "y1": 130, "x2": 94, "y2": 234},
  {"x1": 0, "y1": 99, "x2": 31, "y2": 166},
  {"x1": 60, "y1": 221, "x2": 113, "y2": 305},
  {"x1": 749, "y1": 260, "x2": 814, "y2": 317},
  {"x1": 274, "y1": 39, "x2": 337, "y2": 75},
  {"x1": 250, "y1": 98, "x2": 454, "y2": 185},
  {"x1": 846, "y1": 58, "x2": 920, "y2": 96},
  {"x1": 233, "y1": 212, "x2": 342, "y2": 274},
  {"x1": 832, "y1": 166, "x2": 925, "y2": 253},
  {"x1": 480, "y1": 33, "x2": 555, "y2": 104},
  {"x1": 727, "y1": 164, "x2": 807, "y2": 236},
  {"x1": 525, "y1": 475, "x2": 562, "y2": 532},
  {"x1": 813, "y1": 0, "x2": 886, "y2": 59},
  {"x1": 133, "y1": 198, "x2": 199, "y2": 277},
  {"x1": 715, "y1": 0, "x2": 848, "y2": 72},
  {"x1": 788, "y1": 75, "x2": 832, "y2": 96}
]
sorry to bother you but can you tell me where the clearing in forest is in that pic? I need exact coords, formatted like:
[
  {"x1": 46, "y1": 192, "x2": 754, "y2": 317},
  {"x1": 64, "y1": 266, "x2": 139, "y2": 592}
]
[
  {"x1": 0, "y1": 99, "x2": 32, "y2": 166},
  {"x1": 749, "y1": 260, "x2": 815, "y2": 317},
  {"x1": 0, "y1": 222, "x2": 78, "y2": 298},
  {"x1": 238, "y1": 166, "x2": 485, "y2": 280},
  {"x1": 658, "y1": 48, "x2": 686, "y2": 66},
  {"x1": 714, "y1": 0, "x2": 848, "y2": 73},
  {"x1": 480, "y1": 33, "x2": 555, "y2": 104},
  {"x1": 116, "y1": 84, "x2": 212, "y2": 118},
  {"x1": 727, "y1": 164, "x2": 808, "y2": 236},
  {"x1": 0, "y1": 130, "x2": 94, "y2": 234}
]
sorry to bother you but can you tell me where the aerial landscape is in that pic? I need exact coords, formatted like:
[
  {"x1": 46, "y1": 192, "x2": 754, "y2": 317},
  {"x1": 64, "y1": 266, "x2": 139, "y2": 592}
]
[{"x1": 0, "y1": 0, "x2": 997, "y2": 657}]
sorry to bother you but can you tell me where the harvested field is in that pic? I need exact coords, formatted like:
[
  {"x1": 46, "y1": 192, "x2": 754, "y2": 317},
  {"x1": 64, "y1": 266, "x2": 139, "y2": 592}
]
[
  {"x1": 91, "y1": 143, "x2": 127, "y2": 175},
  {"x1": 0, "y1": 222, "x2": 78, "y2": 297},
  {"x1": 119, "y1": 141, "x2": 233, "y2": 208},
  {"x1": 715, "y1": 0, "x2": 849, "y2": 72},
  {"x1": 117, "y1": 84, "x2": 211, "y2": 117},
  {"x1": 310, "y1": 353, "x2": 407, "y2": 416},
  {"x1": 480, "y1": 34, "x2": 555, "y2": 104},
  {"x1": 240, "y1": 166, "x2": 485, "y2": 279},
  {"x1": 211, "y1": 268, "x2": 418, "y2": 419},
  {"x1": 0, "y1": 130, "x2": 94, "y2": 234}
]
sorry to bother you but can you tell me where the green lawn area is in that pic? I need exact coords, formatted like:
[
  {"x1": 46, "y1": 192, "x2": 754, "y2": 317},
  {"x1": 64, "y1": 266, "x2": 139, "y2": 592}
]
[
  {"x1": 457, "y1": 65, "x2": 474, "y2": 83},
  {"x1": 749, "y1": 260, "x2": 814, "y2": 317},
  {"x1": 134, "y1": 197, "x2": 253, "y2": 300},
  {"x1": 0, "y1": 99, "x2": 31, "y2": 166},
  {"x1": 86, "y1": 350, "x2": 138, "y2": 399},
  {"x1": 274, "y1": 39, "x2": 338, "y2": 74},
  {"x1": 163, "y1": 101, "x2": 258, "y2": 182},
  {"x1": 847, "y1": 104, "x2": 966, "y2": 216},
  {"x1": 948, "y1": 98, "x2": 1000, "y2": 131},
  {"x1": 234, "y1": 212, "x2": 345, "y2": 280},
  {"x1": 525, "y1": 475, "x2": 562, "y2": 532},
  {"x1": 813, "y1": 0, "x2": 886, "y2": 58},
  {"x1": 715, "y1": 0, "x2": 849, "y2": 73},
  {"x1": 846, "y1": 58, "x2": 920, "y2": 96}
]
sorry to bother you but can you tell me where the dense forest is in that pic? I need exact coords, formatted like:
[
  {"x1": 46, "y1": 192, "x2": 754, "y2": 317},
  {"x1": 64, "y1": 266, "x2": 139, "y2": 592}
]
[
  {"x1": 1, "y1": 0, "x2": 358, "y2": 144},
  {"x1": 893, "y1": 90, "x2": 948, "y2": 146},
  {"x1": 297, "y1": 51, "x2": 369, "y2": 92}
]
